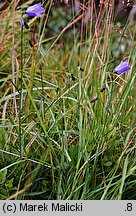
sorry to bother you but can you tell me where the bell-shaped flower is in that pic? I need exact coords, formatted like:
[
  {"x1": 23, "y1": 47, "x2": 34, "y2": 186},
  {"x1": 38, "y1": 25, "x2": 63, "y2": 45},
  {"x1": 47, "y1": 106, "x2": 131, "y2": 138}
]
[
  {"x1": 20, "y1": 16, "x2": 25, "y2": 27},
  {"x1": 114, "y1": 60, "x2": 131, "y2": 75},
  {"x1": 26, "y1": 2, "x2": 45, "y2": 17}
]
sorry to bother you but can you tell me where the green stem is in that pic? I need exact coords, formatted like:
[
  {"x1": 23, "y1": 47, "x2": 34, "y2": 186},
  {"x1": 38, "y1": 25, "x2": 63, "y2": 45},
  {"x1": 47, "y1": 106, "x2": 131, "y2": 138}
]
[
  {"x1": 30, "y1": 51, "x2": 35, "y2": 95},
  {"x1": 77, "y1": 69, "x2": 83, "y2": 169},
  {"x1": 29, "y1": 20, "x2": 37, "y2": 109},
  {"x1": 19, "y1": 25, "x2": 23, "y2": 157}
]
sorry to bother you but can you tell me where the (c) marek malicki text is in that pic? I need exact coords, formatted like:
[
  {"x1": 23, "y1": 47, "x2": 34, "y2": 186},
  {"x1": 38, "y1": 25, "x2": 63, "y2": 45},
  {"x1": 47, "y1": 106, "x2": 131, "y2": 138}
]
[{"x1": 19, "y1": 202, "x2": 83, "y2": 212}]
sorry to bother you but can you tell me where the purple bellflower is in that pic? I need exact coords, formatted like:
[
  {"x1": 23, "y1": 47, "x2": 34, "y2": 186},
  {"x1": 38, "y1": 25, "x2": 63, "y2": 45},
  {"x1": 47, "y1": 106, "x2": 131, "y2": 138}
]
[
  {"x1": 20, "y1": 16, "x2": 29, "y2": 29},
  {"x1": 20, "y1": 15, "x2": 25, "y2": 27},
  {"x1": 26, "y1": 2, "x2": 45, "y2": 17},
  {"x1": 114, "y1": 60, "x2": 131, "y2": 75}
]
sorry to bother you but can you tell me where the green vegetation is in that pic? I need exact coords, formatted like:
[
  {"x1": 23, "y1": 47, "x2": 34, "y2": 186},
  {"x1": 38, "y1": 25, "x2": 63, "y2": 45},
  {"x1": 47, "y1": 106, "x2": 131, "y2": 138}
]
[{"x1": 0, "y1": 0, "x2": 136, "y2": 200}]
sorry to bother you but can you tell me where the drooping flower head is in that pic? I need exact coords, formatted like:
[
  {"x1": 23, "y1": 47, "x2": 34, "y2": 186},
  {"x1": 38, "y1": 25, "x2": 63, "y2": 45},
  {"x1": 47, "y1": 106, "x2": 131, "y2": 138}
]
[
  {"x1": 26, "y1": 2, "x2": 45, "y2": 17},
  {"x1": 114, "y1": 60, "x2": 131, "y2": 75},
  {"x1": 20, "y1": 16, "x2": 29, "y2": 29},
  {"x1": 20, "y1": 15, "x2": 25, "y2": 27}
]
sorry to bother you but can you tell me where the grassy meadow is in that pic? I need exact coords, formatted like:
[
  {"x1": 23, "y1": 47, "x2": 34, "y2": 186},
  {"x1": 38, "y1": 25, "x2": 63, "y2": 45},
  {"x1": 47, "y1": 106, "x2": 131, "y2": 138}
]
[{"x1": 0, "y1": 0, "x2": 136, "y2": 200}]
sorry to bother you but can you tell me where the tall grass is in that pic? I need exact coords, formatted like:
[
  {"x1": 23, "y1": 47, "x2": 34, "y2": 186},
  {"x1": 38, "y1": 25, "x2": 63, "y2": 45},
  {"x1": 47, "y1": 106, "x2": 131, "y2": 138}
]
[{"x1": 0, "y1": 0, "x2": 136, "y2": 200}]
